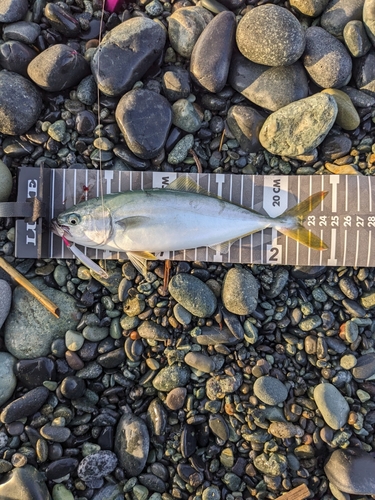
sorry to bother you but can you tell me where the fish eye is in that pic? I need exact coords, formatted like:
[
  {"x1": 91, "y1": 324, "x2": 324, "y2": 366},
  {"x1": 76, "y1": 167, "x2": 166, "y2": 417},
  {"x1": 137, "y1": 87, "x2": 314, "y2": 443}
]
[{"x1": 68, "y1": 214, "x2": 80, "y2": 226}]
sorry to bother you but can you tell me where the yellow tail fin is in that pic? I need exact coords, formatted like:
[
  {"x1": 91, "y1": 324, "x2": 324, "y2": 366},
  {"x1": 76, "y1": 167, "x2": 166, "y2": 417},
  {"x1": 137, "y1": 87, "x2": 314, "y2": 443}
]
[{"x1": 277, "y1": 191, "x2": 328, "y2": 251}]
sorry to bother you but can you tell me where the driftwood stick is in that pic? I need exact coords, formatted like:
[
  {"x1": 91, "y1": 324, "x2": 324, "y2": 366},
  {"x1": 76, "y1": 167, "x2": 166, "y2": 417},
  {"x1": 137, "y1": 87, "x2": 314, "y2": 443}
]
[
  {"x1": 0, "y1": 257, "x2": 60, "y2": 318},
  {"x1": 274, "y1": 484, "x2": 310, "y2": 500}
]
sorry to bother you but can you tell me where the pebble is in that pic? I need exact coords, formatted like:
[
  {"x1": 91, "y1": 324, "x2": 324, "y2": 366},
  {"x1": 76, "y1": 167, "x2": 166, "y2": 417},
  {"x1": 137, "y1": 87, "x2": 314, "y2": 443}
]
[
  {"x1": 325, "y1": 448, "x2": 375, "y2": 494},
  {"x1": 206, "y1": 372, "x2": 242, "y2": 400},
  {"x1": 0, "y1": 0, "x2": 28, "y2": 23},
  {"x1": 351, "y1": 352, "x2": 375, "y2": 379},
  {"x1": 321, "y1": 0, "x2": 365, "y2": 37},
  {"x1": 353, "y1": 49, "x2": 375, "y2": 94},
  {"x1": 172, "y1": 99, "x2": 202, "y2": 133},
  {"x1": 314, "y1": 382, "x2": 349, "y2": 430},
  {"x1": 3, "y1": 21, "x2": 41, "y2": 44},
  {"x1": 226, "y1": 105, "x2": 264, "y2": 153},
  {"x1": 221, "y1": 267, "x2": 259, "y2": 315},
  {"x1": 60, "y1": 375, "x2": 86, "y2": 399},
  {"x1": 45, "y1": 458, "x2": 78, "y2": 480},
  {"x1": 137, "y1": 320, "x2": 170, "y2": 341},
  {"x1": 364, "y1": 0, "x2": 375, "y2": 45},
  {"x1": 253, "y1": 376, "x2": 288, "y2": 405},
  {"x1": 344, "y1": 20, "x2": 372, "y2": 58},
  {"x1": 0, "y1": 465, "x2": 51, "y2": 499},
  {"x1": 268, "y1": 422, "x2": 304, "y2": 439},
  {"x1": 196, "y1": 325, "x2": 238, "y2": 345},
  {"x1": 167, "y1": 134, "x2": 194, "y2": 164},
  {"x1": 165, "y1": 387, "x2": 187, "y2": 410},
  {"x1": 254, "y1": 453, "x2": 288, "y2": 477},
  {"x1": 0, "y1": 386, "x2": 50, "y2": 424},
  {"x1": 289, "y1": 0, "x2": 329, "y2": 16},
  {"x1": 236, "y1": 4, "x2": 305, "y2": 67},
  {"x1": 184, "y1": 351, "x2": 215, "y2": 373},
  {"x1": 162, "y1": 67, "x2": 191, "y2": 102},
  {"x1": 0, "y1": 279, "x2": 12, "y2": 323},
  {"x1": 44, "y1": 2, "x2": 80, "y2": 38},
  {"x1": 303, "y1": 27, "x2": 352, "y2": 88},
  {"x1": 65, "y1": 330, "x2": 84, "y2": 351},
  {"x1": 321, "y1": 89, "x2": 360, "y2": 130},
  {"x1": 116, "y1": 89, "x2": 172, "y2": 160},
  {"x1": 0, "y1": 353, "x2": 16, "y2": 407},
  {"x1": 15, "y1": 357, "x2": 56, "y2": 388},
  {"x1": 259, "y1": 93, "x2": 337, "y2": 157},
  {"x1": 91, "y1": 17, "x2": 166, "y2": 96},
  {"x1": 190, "y1": 11, "x2": 235, "y2": 93},
  {"x1": 77, "y1": 450, "x2": 118, "y2": 489},
  {"x1": 40, "y1": 425, "x2": 71, "y2": 443},
  {"x1": 115, "y1": 413, "x2": 150, "y2": 476},
  {"x1": 169, "y1": 273, "x2": 217, "y2": 318},
  {"x1": 0, "y1": 41, "x2": 38, "y2": 78},
  {"x1": 152, "y1": 364, "x2": 191, "y2": 391},
  {"x1": 27, "y1": 44, "x2": 90, "y2": 92}
]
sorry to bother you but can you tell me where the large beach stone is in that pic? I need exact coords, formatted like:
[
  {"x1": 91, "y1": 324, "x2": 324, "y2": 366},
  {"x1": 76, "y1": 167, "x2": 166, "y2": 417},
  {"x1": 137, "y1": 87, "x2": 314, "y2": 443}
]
[
  {"x1": 364, "y1": 0, "x2": 375, "y2": 45},
  {"x1": 0, "y1": 70, "x2": 42, "y2": 136},
  {"x1": 0, "y1": 465, "x2": 51, "y2": 500},
  {"x1": 259, "y1": 94, "x2": 337, "y2": 157},
  {"x1": 115, "y1": 413, "x2": 150, "y2": 477},
  {"x1": 221, "y1": 267, "x2": 259, "y2": 315},
  {"x1": 0, "y1": 0, "x2": 28, "y2": 23},
  {"x1": 190, "y1": 11, "x2": 236, "y2": 93},
  {"x1": 325, "y1": 448, "x2": 375, "y2": 495},
  {"x1": 253, "y1": 376, "x2": 288, "y2": 405},
  {"x1": 168, "y1": 6, "x2": 213, "y2": 58},
  {"x1": 91, "y1": 18, "x2": 166, "y2": 96},
  {"x1": 321, "y1": 0, "x2": 365, "y2": 37},
  {"x1": 4, "y1": 282, "x2": 82, "y2": 359},
  {"x1": 115, "y1": 89, "x2": 172, "y2": 159},
  {"x1": 343, "y1": 20, "x2": 372, "y2": 58},
  {"x1": 27, "y1": 44, "x2": 90, "y2": 92},
  {"x1": 303, "y1": 27, "x2": 352, "y2": 88},
  {"x1": 0, "y1": 41, "x2": 38, "y2": 78},
  {"x1": 354, "y1": 49, "x2": 375, "y2": 94},
  {"x1": 229, "y1": 52, "x2": 308, "y2": 112},
  {"x1": 314, "y1": 383, "x2": 349, "y2": 430},
  {"x1": 290, "y1": 0, "x2": 329, "y2": 17},
  {"x1": 236, "y1": 4, "x2": 305, "y2": 67}
]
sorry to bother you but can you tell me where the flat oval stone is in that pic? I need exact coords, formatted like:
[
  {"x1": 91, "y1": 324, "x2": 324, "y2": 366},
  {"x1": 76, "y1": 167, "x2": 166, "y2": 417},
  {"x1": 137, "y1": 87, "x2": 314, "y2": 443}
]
[
  {"x1": 289, "y1": 0, "x2": 329, "y2": 17},
  {"x1": 27, "y1": 44, "x2": 90, "y2": 92},
  {"x1": 162, "y1": 67, "x2": 191, "y2": 101},
  {"x1": 152, "y1": 364, "x2": 191, "y2": 392},
  {"x1": 91, "y1": 17, "x2": 166, "y2": 96},
  {"x1": 354, "y1": 49, "x2": 375, "y2": 94},
  {"x1": 236, "y1": 4, "x2": 305, "y2": 66},
  {"x1": 226, "y1": 105, "x2": 264, "y2": 153},
  {"x1": 221, "y1": 267, "x2": 259, "y2": 315},
  {"x1": 0, "y1": 70, "x2": 42, "y2": 135},
  {"x1": 344, "y1": 20, "x2": 372, "y2": 58},
  {"x1": 146, "y1": 398, "x2": 167, "y2": 436},
  {"x1": 364, "y1": 0, "x2": 375, "y2": 45},
  {"x1": 40, "y1": 425, "x2": 71, "y2": 443},
  {"x1": 138, "y1": 320, "x2": 170, "y2": 341},
  {"x1": 259, "y1": 93, "x2": 337, "y2": 157},
  {"x1": 115, "y1": 413, "x2": 150, "y2": 477},
  {"x1": 0, "y1": 0, "x2": 28, "y2": 23},
  {"x1": 351, "y1": 352, "x2": 375, "y2": 380},
  {"x1": 165, "y1": 387, "x2": 187, "y2": 410},
  {"x1": 190, "y1": 11, "x2": 235, "y2": 93},
  {"x1": 45, "y1": 458, "x2": 79, "y2": 480},
  {"x1": 253, "y1": 376, "x2": 288, "y2": 405},
  {"x1": 229, "y1": 52, "x2": 308, "y2": 112},
  {"x1": 169, "y1": 273, "x2": 217, "y2": 318},
  {"x1": 0, "y1": 465, "x2": 51, "y2": 500},
  {"x1": 303, "y1": 27, "x2": 352, "y2": 88},
  {"x1": 3, "y1": 21, "x2": 41, "y2": 44},
  {"x1": 15, "y1": 357, "x2": 56, "y2": 389},
  {"x1": 168, "y1": 6, "x2": 213, "y2": 58},
  {"x1": 321, "y1": 88, "x2": 360, "y2": 130},
  {"x1": 196, "y1": 325, "x2": 238, "y2": 345},
  {"x1": 314, "y1": 382, "x2": 349, "y2": 430},
  {"x1": 184, "y1": 351, "x2": 215, "y2": 373},
  {"x1": 0, "y1": 353, "x2": 17, "y2": 407},
  {"x1": 321, "y1": 0, "x2": 365, "y2": 37},
  {"x1": 325, "y1": 448, "x2": 375, "y2": 495},
  {"x1": 0, "y1": 41, "x2": 38, "y2": 78},
  {"x1": 0, "y1": 386, "x2": 50, "y2": 424},
  {"x1": 44, "y1": 2, "x2": 80, "y2": 37},
  {"x1": 172, "y1": 99, "x2": 202, "y2": 133},
  {"x1": 78, "y1": 451, "x2": 117, "y2": 488},
  {"x1": 115, "y1": 89, "x2": 172, "y2": 159}
]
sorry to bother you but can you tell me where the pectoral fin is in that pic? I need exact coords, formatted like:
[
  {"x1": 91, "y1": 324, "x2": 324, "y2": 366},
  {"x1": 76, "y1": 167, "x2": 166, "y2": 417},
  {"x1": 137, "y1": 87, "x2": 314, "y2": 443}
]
[
  {"x1": 116, "y1": 216, "x2": 150, "y2": 230},
  {"x1": 127, "y1": 251, "x2": 157, "y2": 276}
]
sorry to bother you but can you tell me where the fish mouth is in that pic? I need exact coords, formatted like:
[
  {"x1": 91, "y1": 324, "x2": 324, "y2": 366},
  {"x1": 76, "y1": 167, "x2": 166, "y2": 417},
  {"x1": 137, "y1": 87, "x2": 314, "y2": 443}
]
[{"x1": 50, "y1": 218, "x2": 71, "y2": 237}]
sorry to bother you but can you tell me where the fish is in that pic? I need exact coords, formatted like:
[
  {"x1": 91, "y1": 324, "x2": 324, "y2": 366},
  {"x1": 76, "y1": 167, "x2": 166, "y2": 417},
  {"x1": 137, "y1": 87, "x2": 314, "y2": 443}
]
[{"x1": 51, "y1": 176, "x2": 328, "y2": 275}]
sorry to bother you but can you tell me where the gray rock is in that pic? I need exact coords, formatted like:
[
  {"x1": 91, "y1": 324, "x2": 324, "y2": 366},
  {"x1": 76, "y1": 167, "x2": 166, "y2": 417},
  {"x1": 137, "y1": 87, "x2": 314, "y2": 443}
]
[
  {"x1": 91, "y1": 18, "x2": 166, "y2": 96},
  {"x1": 259, "y1": 94, "x2": 337, "y2": 157},
  {"x1": 152, "y1": 365, "x2": 191, "y2": 392},
  {"x1": 206, "y1": 372, "x2": 243, "y2": 400},
  {"x1": 364, "y1": 0, "x2": 375, "y2": 45},
  {"x1": 351, "y1": 352, "x2": 375, "y2": 380},
  {"x1": 321, "y1": 0, "x2": 365, "y2": 37},
  {"x1": 167, "y1": 6, "x2": 213, "y2": 58},
  {"x1": 229, "y1": 53, "x2": 308, "y2": 112},
  {"x1": 221, "y1": 267, "x2": 259, "y2": 315},
  {"x1": 266, "y1": 268, "x2": 289, "y2": 299},
  {"x1": 253, "y1": 376, "x2": 288, "y2": 405},
  {"x1": 190, "y1": 11, "x2": 236, "y2": 93},
  {"x1": 314, "y1": 383, "x2": 349, "y2": 430},
  {"x1": 0, "y1": 279, "x2": 12, "y2": 325},
  {"x1": 92, "y1": 484, "x2": 124, "y2": 500},
  {"x1": 254, "y1": 453, "x2": 288, "y2": 477},
  {"x1": 0, "y1": 386, "x2": 50, "y2": 424},
  {"x1": 162, "y1": 67, "x2": 191, "y2": 101},
  {"x1": 268, "y1": 422, "x2": 304, "y2": 439},
  {"x1": 196, "y1": 325, "x2": 239, "y2": 345},
  {"x1": 4, "y1": 283, "x2": 82, "y2": 359},
  {"x1": 169, "y1": 273, "x2": 217, "y2": 318},
  {"x1": 0, "y1": 465, "x2": 51, "y2": 500},
  {"x1": 76, "y1": 75, "x2": 97, "y2": 106},
  {"x1": 172, "y1": 99, "x2": 202, "y2": 133},
  {"x1": 303, "y1": 27, "x2": 352, "y2": 88},
  {"x1": 27, "y1": 44, "x2": 90, "y2": 92},
  {"x1": 184, "y1": 352, "x2": 215, "y2": 373},
  {"x1": 0, "y1": 70, "x2": 42, "y2": 135},
  {"x1": 0, "y1": 353, "x2": 17, "y2": 407},
  {"x1": 137, "y1": 320, "x2": 170, "y2": 341},
  {"x1": 78, "y1": 451, "x2": 118, "y2": 489},
  {"x1": 0, "y1": 0, "x2": 28, "y2": 23},
  {"x1": 167, "y1": 134, "x2": 194, "y2": 165},
  {"x1": 0, "y1": 41, "x2": 38, "y2": 78},
  {"x1": 115, "y1": 89, "x2": 172, "y2": 160},
  {"x1": 325, "y1": 448, "x2": 375, "y2": 495},
  {"x1": 115, "y1": 413, "x2": 150, "y2": 477},
  {"x1": 165, "y1": 387, "x2": 187, "y2": 410},
  {"x1": 341, "y1": 85, "x2": 375, "y2": 106},
  {"x1": 236, "y1": 4, "x2": 305, "y2": 66},
  {"x1": 3, "y1": 21, "x2": 41, "y2": 44},
  {"x1": 354, "y1": 49, "x2": 375, "y2": 94},
  {"x1": 226, "y1": 105, "x2": 264, "y2": 153},
  {"x1": 290, "y1": 0, "x2": 329, "y2": 16},
  {"x1": 344, "y1": 20, "x2": 372, "y2": 58}
]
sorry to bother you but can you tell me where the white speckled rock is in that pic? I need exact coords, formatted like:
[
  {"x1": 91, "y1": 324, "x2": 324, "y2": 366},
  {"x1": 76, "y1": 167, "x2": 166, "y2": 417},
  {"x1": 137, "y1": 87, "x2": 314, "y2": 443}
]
[{"x1": 314, "y1": 382, "x2": 349, "y2": 430}]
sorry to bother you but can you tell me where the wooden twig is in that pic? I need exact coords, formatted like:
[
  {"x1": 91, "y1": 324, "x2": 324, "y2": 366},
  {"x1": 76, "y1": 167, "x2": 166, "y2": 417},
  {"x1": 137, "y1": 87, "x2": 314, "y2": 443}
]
[
  {"x1": 189, "y1": 148, "x2": 203, "y2": 173},
  {"x1": 163, "y1": 259, "x2": 172, "y2": 293},
  {"x1": 274, "y1": 484, "x2": 310, "y2": 500},
  {"x1": 219, "y1": 128, "x2": 226, "y2": 152},
  {"x1": 0, "y1": 257, "x2": 60, "y2": 318}
]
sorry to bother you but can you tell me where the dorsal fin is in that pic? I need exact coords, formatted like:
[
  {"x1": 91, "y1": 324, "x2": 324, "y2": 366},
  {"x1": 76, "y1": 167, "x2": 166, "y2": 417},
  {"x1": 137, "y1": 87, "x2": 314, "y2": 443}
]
[{"x1": 166, "y1": 176, "x2": 214, "y2": 197}]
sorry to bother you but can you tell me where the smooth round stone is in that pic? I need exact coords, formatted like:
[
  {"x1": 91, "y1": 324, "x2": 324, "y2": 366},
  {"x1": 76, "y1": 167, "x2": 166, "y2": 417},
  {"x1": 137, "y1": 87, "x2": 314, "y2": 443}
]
[
  {"x1": 147, "y1": 399, "x2": 167, "y2": 436},
  {"x1": 77, "y1": 75, "x2": 97, "y2": 106},
  {"x1": 40, "y1": 425, "x2": 71, "y2": 443},
  {"x1": 0, "y1": 41, "x2": 37, "y2": 77},
  {"x1": 116, "y1": 89, "x2": 172, "y2": 160},
  {"x1": 82, "y1": 325, "x2": 109, "y2": 342},
  {"x1": 190, "y1": 11, "x2": 235, "y2": 93},
  {"x1": 236, "y1": 4, "x2": 305, "y2": 66},
  {"x1": 340, "y1": 354, "x2": 357, "y2": 369},
  {"x1": 0, "y1": 70, "x2": 41, "y2": 135},
  {"x1": 91, "y1": 17, "x2": 166, "y2": 96},
  {"x1": 268, "y1": 422, "x2": 304, "y2": 439},
  {"x1": 0, "y1": 353, "x2": 16, "y2": 407},
  {"x1": 303, "y1": 27, "x2": 352, "y2": 88},
  {"x1": 45, "y1": 458, "x2": 78, "y2": 481},
  {"x1": 253, "y1": 376, "x2": 288, "y2": 405},
  {"x1": 221, "y1": 267, "x2": 259, "y2": 315},
  {"x1": 290, "y1": 0, "x2": 329, "y2": 16},
  {"x1": 321, "y1": 0, "x2": 365, "y2": 37},
  {"x1": 325, "y1": 448, "x2": 375, "y2": 495},
  {"x1": 162, "y1": 67, "x2": 190, "y2": 102},
  {"x1": 169, "y1": 273, "x2": 217, "y2": 318},
  {"x1": 0, "y1": 465, "x2": 51, "y2": 500},
  {"x1": 4, "y1": 283, "x2": 81, "y2": 359},
  {"x1": 52, "y1": 484, "x2": 74, "y2": 500},
  {"x1": 202, "y1": 486, "x2": 220, "y2": 500},
  {"x1": 0, "y1": 386, "x2": 50, "y2": 424},
  {"x1": 196, "y1": 325, "x2": 239, "y2": 345},
  {"x1": 173, "y1": 303, "x2": 192, "y2": 326},
  {"x1": 60, "y1": 375, "x2": 86, "y2": 399},
  {"x1": 0, "y1": 0, "x2": 28, "y2": 22},
  {"x1": 15, "y1": 357, "x2": 56, "y2": 388},
  {"x1": 137, "y1": 320, "x2": 170, "y2": 341},
  {"x1": 0, "y1": 279, "x2": 12, "y2": 326},
  {"x1": 168, "y1": 134, "x2": 194, "y2": 165},
  {"x1": 229, "y1": 53, "x2": 308, "y2": 112},
  {"x1": 351, "y1": 352, "x2": 375, "y2": 380},
  {"x1": 3, "y1": 21, "x2": 41, "y2": 43},
  {"x1": 314, "y1": 383, "x2": 349, "y2": 430},
  {"x1": 44, "y1": 2, "x2": 80, "y2": 37},
  {"x1": 321, "y1": 89, "x2": 360, "y2": 130},
  {"x1": 226, "y1": 105, "x2": 264, "y2": 153},
  {"x1": 152, "y1": 365, "x2": 191, "y2": 392},
  {"x1": 28, "y1": 44, "x2": 89, "y2": 92},
  {"x1": 78, "y1": 451, "x2": 117, "y2": 489},
  {"x1": 259, "y1": 93, "x2": 337, "y2": 157},
  {"x1": 115, "y1": 413, "x2": 150, "y2": 477},
  {"x1": 165, "y1": 387, "x2": 187, "y2": 410},
  {"x1": 344, "y1": 20, "x2": 372, "y2": 58},
  {"x1": 75, "y1": 110, "x2": 97, "y2": 135},
  {"x1": 320, "y1": 133, "x2": 352, "y2": 160},
  {"x1": 364, "y1": 0, "x2": 375, "y2": 45},
  {"x1": 184, "y1": 351, "x2": 215, "y2": 373},
  {"x1": 172, "y1": 99, "x2": 202, "y2": 133},
  {"x1": 206, "y1": 372, "x2": 242, "y2": 400},
  {"x1": 65, "y1": 330, "x2": 84, "y2": 351},
  {"x1": 353, "y1": 49, "x2": 375, "y2": 94},
  {"x1": 167, "y1": 6, "x2": 213, "y2": 58}
]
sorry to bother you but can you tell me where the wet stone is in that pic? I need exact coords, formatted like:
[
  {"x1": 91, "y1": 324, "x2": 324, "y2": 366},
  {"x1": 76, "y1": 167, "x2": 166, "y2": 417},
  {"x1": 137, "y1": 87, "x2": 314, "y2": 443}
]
[
  {"x1": 152, "y1": 364, "x2": 191, "y2": 392},
  {"x1": 15, "y1": 357, "x2": 56, "y2": 389},
  {"x1": 314, "y1": 382, "x2": 349, "y2": 430},
  {"x1": 0, "y1": 386, "x2": 50, "y2": 424},
  {"x1": 222, "y1": 267, "x2": 259, "y2": 315},
  {"x1": 169, "y1": 273, "x2": 217, "y2": 318},
  {"x1": 147, "y1": 398, "x2": 167, "y2": 436},
  {"x1": 45, "y1": 458, "x2": 79, "y2": 480},
  {"x1": 253, "y1": 376, "x2": 288, "y2": 405},
  {"x1": 0, "y1": 465, "x2": 51, "y2": 500},
  {"x1": 226, "y1": 105, "x2": 264, "y2": 153},
  {"x1": 165, "y1": 387, "x2": 187, "y2": 410},
  {"x1": 184, "y1": 351, "x2": 215, "y2": 373},
  {"x1": 115, "y1": 413, "x2": 150, "y2": 477},
  {"x1": 60, "y1": 375, "x2": 86, "y2": 399},
  {"x1": 78, "y1": 451, "x2": 117, "y2": 489},
  {"x1": 44, "y1": 2, "x2": 80, "y2": 38}
]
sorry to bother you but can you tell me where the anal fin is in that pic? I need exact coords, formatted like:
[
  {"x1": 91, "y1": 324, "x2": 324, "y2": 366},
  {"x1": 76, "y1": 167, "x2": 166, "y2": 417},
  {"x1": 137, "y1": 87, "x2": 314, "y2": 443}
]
[{"x1": 127, "y1": 251, "x2": 157, "y2": 276}]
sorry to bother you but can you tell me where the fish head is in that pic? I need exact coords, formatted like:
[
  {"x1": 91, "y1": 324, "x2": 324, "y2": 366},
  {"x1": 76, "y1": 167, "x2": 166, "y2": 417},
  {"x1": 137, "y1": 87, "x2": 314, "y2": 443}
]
[{"x1": 51, "y1": 198, "x2": 112, "y2": 248}]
